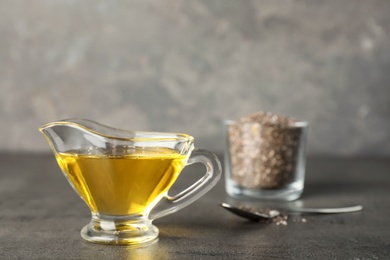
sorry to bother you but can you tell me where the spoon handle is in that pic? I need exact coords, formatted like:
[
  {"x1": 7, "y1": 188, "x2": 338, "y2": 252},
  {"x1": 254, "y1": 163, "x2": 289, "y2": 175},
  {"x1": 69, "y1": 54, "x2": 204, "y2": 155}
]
[{"x1": 287, "y1": 205, "x2": 363, "y2": 214}]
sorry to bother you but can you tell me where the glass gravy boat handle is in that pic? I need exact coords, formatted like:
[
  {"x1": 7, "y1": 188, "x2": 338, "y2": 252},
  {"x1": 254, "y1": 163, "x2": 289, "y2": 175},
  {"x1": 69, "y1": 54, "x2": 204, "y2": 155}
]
[{"x1": 149, "y1": 149, "x2": 222, "y2": 220}]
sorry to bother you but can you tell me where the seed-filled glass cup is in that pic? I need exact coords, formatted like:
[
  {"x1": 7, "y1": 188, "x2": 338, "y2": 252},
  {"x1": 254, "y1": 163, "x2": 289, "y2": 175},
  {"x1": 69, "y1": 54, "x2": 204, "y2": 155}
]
[
  {"x1": 40, "y1": 119, "x2": 221, "y2": 246},
  {"x1": 224, "y1": 119, "x2": 308, "y2": 201}
]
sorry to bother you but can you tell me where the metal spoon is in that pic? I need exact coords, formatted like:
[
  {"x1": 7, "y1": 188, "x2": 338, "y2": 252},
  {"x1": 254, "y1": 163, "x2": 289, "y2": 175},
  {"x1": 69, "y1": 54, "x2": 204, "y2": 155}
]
[{"x1": 221, "y1": 203, "x2": 363, "y2": 221}]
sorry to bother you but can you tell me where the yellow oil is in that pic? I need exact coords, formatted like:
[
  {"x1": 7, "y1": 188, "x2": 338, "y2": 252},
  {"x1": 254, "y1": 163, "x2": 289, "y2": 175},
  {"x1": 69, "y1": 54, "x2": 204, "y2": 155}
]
[{"x1": 56, "y1": 148, "x2": 187, "y2": 216}]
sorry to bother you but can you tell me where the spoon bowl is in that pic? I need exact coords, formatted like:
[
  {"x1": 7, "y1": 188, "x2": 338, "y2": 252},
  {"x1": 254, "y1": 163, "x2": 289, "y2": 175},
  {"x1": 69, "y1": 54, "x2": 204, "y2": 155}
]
[{"x1": 220, "y1": 203, "x2": 280, "y2": 221}]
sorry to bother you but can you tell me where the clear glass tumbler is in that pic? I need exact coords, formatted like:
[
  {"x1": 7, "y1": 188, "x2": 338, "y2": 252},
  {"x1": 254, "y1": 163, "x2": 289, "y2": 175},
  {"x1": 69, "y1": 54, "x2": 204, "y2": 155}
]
[{"x1": 224, "y1": 120, "x2": 308, "y2": 201}]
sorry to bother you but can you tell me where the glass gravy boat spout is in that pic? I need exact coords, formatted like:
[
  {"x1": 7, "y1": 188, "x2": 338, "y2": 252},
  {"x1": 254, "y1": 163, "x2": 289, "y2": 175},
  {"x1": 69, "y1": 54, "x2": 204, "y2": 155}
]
[{"x1": 40, "y1": 119, "x2": 222, "y2": 246}]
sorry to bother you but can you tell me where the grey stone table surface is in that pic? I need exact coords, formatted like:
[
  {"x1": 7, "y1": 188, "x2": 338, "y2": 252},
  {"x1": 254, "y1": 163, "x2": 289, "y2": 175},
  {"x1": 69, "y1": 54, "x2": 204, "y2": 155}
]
[{"x1": 0, "y1": 153, "x2": 389, "y2": 259}]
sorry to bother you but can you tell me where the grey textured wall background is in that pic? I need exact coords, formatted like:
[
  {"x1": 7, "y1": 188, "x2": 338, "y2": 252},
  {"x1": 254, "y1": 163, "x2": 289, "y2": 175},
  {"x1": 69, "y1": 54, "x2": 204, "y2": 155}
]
[{"x1": 1, "y1": 0, "x2": 389, "y2": 155}]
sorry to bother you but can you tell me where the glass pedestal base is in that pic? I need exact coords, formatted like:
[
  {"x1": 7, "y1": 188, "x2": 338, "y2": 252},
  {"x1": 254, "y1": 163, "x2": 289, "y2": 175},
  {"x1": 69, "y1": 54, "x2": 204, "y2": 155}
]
[{"x1": 80, "y1": 214, "x2": 159, "y2": 246}]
